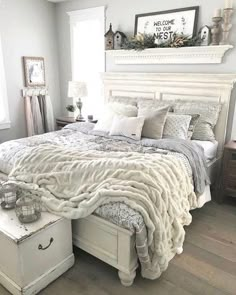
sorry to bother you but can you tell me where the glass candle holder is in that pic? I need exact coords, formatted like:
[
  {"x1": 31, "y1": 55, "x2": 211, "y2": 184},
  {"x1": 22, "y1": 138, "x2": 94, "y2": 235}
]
[
  {"x1": 0, "y1": 183, "x2": 17, "y2": 210},
  {"x1": 15, "y1": 196, "x2": 42, "y2": 223}
]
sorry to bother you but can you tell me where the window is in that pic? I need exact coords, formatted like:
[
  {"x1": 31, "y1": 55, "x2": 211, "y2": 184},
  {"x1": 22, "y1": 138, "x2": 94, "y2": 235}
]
[
  {"x1": 0, "y1": 36, "x2": 10, "y2": 129},
  {"x1": 68, "y1": 7, "x2": 105, "y2": 118}
]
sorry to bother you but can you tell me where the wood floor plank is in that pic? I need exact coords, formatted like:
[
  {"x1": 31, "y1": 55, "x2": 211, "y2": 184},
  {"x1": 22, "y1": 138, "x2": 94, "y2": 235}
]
[
  {"x1": 164, "y1": 262, "x2": 229, "y2": 295},
  {"x1": 186, "y1": 231, "x2": 236, "y2": 262},
  {"x1": 172, "y1": 252, "x2": 236, "y2": 294},
  {"x1": 183, "y1": 241, "x2": 236, "y2": 276}
]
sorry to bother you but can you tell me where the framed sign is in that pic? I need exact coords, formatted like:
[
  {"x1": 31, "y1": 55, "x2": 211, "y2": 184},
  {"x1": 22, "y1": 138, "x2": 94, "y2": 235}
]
[
  {"x1": 135, "y1": 6, "x2": 199, "y2": 44},
  {"x1": 23, "y1": 56, "x2": 46, "y2": 87}
]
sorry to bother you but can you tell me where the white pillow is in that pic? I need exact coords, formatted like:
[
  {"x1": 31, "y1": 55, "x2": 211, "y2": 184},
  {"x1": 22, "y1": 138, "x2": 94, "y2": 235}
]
[
  {"x1": 109, "y1": 116, "x2": 145, "y2": 141},
  {"x1": 94, "y1": 103, "x2": 138, "y2": 133},
  {"x1": 163, "y1": 114, "x2": 192, "y2": 140}
]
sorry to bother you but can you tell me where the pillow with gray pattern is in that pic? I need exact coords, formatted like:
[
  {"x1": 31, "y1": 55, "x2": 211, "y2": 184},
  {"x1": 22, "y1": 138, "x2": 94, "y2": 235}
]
[
  {"x1": 174, "y1": 102, "x2": 222, "y2": 141},
  {"x1": 163, "y1": 114, "x2": 192, "y2": 140}
]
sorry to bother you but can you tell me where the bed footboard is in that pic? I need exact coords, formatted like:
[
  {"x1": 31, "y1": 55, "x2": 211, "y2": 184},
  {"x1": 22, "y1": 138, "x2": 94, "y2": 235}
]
[{"x1": 72, "y1": 215, "x2": 138, "y2": 286}]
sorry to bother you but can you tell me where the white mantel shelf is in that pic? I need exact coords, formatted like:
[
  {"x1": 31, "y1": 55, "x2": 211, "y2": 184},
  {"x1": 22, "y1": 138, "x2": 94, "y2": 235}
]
[{"x1": 106, "y1": 45, "x2": 233, "y2": 65}]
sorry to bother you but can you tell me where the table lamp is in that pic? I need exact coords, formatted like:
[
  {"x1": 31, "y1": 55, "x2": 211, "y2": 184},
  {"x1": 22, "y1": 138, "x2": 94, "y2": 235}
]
[{"x1": 68, "y1": 81, "x2": 88, "y2": 120}]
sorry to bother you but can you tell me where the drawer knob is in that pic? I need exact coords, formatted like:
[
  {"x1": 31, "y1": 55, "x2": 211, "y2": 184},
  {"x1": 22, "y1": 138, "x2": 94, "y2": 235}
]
[{"x1": 38, "y1": 237, "x2": 54, "y2": 251}]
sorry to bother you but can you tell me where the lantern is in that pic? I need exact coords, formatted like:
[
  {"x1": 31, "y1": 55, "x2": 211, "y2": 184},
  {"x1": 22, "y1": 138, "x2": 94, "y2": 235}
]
[
  {"x1": 0, "y1": 182, "x2": 17, "y2": 209},
  {"x1": 15, "y1": 196, "x2": 42, "y2": 223}
]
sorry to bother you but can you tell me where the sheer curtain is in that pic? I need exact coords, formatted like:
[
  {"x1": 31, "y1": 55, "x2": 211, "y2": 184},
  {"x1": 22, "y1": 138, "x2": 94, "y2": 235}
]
[
  {"x1": 0, "y1": 35, "x2": 10, "y2": 130},
  {"x1": 68, "y1": 7, "x2": 105, "y2": 118}
]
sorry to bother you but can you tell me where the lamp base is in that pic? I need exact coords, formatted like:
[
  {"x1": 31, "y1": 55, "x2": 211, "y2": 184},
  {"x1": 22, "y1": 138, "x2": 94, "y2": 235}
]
[{"x1": 76, "y1": 114, "x2": 84, "y2": 121}]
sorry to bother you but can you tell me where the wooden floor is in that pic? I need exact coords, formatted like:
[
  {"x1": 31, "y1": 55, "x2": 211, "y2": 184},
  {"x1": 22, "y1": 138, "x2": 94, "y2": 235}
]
[{"x1": 0, "y1": 199, "x2": 236, "y2": 295}]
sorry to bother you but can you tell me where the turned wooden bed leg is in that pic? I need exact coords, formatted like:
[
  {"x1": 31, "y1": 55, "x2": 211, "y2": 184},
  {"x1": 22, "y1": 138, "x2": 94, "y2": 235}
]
[{"x1": 118, "y1": 270, "x2": 136, "y2": 287}]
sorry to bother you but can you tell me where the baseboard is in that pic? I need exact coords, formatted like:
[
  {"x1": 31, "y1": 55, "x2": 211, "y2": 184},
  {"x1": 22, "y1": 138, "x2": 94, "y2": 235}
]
[{"x1": 0, "y1": 254, "x2": 75, "y2": 295}]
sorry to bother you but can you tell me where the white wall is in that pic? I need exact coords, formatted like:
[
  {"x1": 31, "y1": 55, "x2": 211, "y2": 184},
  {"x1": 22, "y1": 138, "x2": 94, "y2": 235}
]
[
  {"x1": 0, "y1": 0, "x2": 61, "y2": 142},
  {"x1": 55, "y1": 0, "x2": 236, "y2": 139}
]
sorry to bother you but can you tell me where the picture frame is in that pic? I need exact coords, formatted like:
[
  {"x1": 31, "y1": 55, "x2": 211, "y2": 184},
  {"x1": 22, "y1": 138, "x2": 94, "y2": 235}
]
[
  {"x1": 134, "y1": 6, "x2": 199, "y2": 44},
  {"x1": 23, "y1": 56, "x2": 46, "y2": 87}
]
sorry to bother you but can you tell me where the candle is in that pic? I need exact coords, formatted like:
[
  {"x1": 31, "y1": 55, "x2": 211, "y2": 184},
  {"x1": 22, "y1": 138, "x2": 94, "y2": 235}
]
[
  {"x1": 214, "y1": 8, "x2": 222, "y2": 17},
  {"x1": 22, "y1": 205, "x2": 35, "y2": 216},
  {"x1": 225, "y1": 0, "x2": 233, "y2": 8},
  {"x1": 5, "y1": 192, "x2": 16, "y2": 204}
]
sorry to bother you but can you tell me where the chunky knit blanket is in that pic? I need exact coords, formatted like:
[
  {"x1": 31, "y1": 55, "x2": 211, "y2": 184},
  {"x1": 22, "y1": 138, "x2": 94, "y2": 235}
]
[{"x1": 9, "y1": 144, "x2": 197, "y2": 279}]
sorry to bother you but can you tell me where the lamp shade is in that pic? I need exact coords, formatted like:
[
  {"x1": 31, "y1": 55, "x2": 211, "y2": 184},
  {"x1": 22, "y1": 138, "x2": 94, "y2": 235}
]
[{"x1": 68, "y1": 81, "x2": 88, "y2": 98}]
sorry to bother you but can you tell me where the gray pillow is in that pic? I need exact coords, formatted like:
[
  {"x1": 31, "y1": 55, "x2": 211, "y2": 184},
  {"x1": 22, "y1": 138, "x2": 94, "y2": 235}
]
[
  {"x1": 138, "y1": 99, "x2": 174, "y2": 111},
  {"x1": 174, "y1": 102, "x2": 222, "y2": 141},
  {"x1": 163, "y1": 114, "x2": 192, "y2": 140},
  {"x1": 138, "y1": 106, "x2": 169, "y2": 139},
  {"x1": 109, "y1": 96, "x2": 137, "y2": 106},
  {"x1": 188, "y1": 114, "x2": 200, "y2": 139}
]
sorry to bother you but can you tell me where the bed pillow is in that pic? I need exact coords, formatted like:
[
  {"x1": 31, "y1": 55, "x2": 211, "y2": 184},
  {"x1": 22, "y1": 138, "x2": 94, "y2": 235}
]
[
  {"x1": 163, "y1": 114, "x2": 192, "y2": 140},
  {"x1": 109, "y1": 96, "x2": 137, "y2": 106},
  {"x1": 109, "y1": 115, "x2": 145, "y2": 141},
  {"x1": 174, "y1": 102, "x2": 221, "y2": 141},
  {"x1": 188, "y1": 114, "x2": 200, "y2": 139},
  {"x1": 138, "y1": 99, "x2": 174, "y2": 111},
  {"x1": 138, "y1": 106, "x2": 169, "y2": 139},
  {"x1": 94, "y1": 103, "x2": 138, "y2": 133}
]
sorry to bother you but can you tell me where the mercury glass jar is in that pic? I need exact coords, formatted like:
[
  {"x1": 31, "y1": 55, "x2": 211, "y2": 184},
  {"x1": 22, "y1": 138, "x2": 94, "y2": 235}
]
[
  {"x1": 0, "y1": 182, "x2": 17, "y2": 209},
  {"x1": 15, "y1": 196, "x2": 42, "y2": 223}
]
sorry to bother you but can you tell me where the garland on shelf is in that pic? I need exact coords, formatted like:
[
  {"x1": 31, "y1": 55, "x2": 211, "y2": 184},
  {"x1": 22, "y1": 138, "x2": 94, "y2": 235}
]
[{"x1": 122, "y1": 33, "x2": 201, "y2": 51}]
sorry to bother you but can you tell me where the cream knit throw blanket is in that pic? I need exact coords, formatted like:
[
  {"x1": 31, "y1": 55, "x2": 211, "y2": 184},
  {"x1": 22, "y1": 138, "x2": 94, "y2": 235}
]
[{"x1": 9, "y1": 144, "x2": 197, "y2": 279}]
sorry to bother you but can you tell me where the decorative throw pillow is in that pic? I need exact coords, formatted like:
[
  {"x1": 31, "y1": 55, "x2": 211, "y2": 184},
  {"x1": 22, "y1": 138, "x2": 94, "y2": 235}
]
[
  {"x1": 188, "y1": 114, "x2": 200, "y2": 139},
  {"x1": 109, "y1": 116, "x2": 145, "y2": 141},
  {"x1": 163, "y1": 114, "x2": 192, "y2": 140},
  {"x1": 174, "y1": 102, "x2": 222, "y2": 141},
  {"x1": 138, "y1": 106, "x2": 169, "y2": 139},
  {"x1": 94, "y1": 103, "x2": 138, "y2": 133}
]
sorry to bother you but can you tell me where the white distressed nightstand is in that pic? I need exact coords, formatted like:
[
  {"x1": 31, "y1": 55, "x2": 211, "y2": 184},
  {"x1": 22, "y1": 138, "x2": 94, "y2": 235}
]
[{"x1": 0, "y1": 209, "x2": 74, "y2": 295}]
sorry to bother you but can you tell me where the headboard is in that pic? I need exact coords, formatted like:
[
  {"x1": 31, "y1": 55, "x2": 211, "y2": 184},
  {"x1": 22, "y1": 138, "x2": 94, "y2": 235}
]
[{"x1": 102, "y1": 72, "x2": 236, "y2": 157}]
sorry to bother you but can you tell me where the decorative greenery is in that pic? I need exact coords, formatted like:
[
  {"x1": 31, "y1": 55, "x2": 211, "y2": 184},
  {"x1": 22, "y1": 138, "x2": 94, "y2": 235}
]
[
  {"x1": 122, "y1": 33, "x2": 201, "y2": 51},
  {"x1": 122, "y1": 34, "x2": 157, "y2": 51},
  {"x1": 66, "y1": 104, "x2": 76, "y2": 112}
]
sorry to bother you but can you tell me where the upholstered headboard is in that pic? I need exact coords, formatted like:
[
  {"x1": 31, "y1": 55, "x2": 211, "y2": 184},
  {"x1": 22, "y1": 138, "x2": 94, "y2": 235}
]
[{"x1": 102, "y1": 72, "x2": 236, "y2": 157}]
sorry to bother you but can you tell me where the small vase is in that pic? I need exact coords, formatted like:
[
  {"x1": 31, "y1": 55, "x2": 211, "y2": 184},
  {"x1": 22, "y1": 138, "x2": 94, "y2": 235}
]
[{"x1": 68, "y1": 112, "x2": 75, "y2": 118}]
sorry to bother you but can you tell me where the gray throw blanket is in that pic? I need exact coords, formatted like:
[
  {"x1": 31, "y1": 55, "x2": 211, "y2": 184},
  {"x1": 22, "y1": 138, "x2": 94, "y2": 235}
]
[{"x1": 141, "y1": 138, "x2": 210, "y2": 195}]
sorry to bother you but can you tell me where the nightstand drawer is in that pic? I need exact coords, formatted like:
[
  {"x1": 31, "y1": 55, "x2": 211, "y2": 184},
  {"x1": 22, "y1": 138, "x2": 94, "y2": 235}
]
[
  {"x1": 225, "y1": 175, "x2": 236, "y2": 190},
  {"x1": 231, "y1": 152, "x2": 236, "y2": 161},
  {"x1": 228, "y1": 161, "x2": 236, "y2": 174}
]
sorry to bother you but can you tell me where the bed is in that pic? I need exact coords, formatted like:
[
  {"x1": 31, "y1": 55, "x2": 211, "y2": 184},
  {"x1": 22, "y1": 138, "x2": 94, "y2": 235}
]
[{"x1": 0, "y1": 72, "x2": 236, "y2": 286}]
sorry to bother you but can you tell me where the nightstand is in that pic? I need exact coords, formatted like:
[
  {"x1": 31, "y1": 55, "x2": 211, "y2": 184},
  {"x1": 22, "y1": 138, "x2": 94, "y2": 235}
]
[
  {"x1": 220, "y1": 141, "x2": 236, "y2": 202},
  {"x1": 56, "y1": 117, "x2": 76, "y2": 129},
  {"x1": 56, "y1": 117, "x2": 97, "y2": 130}
]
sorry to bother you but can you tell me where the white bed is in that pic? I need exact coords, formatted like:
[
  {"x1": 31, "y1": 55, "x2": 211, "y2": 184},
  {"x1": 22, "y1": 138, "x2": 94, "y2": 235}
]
[{"x1": 72, "y1": 72, "x2": 236, "y2": 286}]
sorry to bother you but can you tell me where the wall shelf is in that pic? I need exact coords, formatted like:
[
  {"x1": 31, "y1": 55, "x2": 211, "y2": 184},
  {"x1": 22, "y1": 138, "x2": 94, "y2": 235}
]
[{"x1": 106, "y1": 45, "x2": 233, "y2": 65}]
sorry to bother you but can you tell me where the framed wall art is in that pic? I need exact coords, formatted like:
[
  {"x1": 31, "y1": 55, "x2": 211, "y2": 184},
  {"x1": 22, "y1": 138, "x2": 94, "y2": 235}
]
[
  {"x1": 23, "y1": 56, "x2": 46, "y2": 87},
  {"x1": 134, "y1": 6, "x2": 199, "y2": 44}
]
